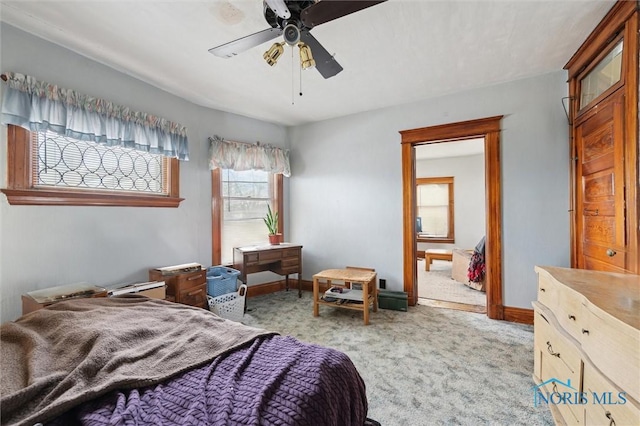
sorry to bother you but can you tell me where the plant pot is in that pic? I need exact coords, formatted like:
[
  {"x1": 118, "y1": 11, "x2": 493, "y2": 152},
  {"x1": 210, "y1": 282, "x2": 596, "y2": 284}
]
[{"x1": 268, "y1": 234, "x2": 281, "y2": 245}]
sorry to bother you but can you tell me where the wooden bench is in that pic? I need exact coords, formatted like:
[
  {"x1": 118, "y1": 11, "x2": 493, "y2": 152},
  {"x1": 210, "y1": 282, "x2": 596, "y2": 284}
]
[{"x1": 425, "y1": 249, "x2": 453, "y2": 271}]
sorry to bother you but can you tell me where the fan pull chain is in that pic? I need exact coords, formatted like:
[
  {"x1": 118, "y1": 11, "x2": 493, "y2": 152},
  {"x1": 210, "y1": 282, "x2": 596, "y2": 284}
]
[
  {"x1": 291, "y1": 47, "x2": 295, "y2": 105},
  {"x1": 299, "y1": 57, "x2": 303, "y2": 97}
]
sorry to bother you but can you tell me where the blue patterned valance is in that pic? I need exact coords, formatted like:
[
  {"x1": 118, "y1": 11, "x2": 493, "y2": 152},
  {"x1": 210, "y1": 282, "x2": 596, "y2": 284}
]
[
  {"x1": 1, "y1": 72, "x2": 189, "y2": 160},
  {"x1": 209, "y1": 135, "x2": 291, "y2": 177}
]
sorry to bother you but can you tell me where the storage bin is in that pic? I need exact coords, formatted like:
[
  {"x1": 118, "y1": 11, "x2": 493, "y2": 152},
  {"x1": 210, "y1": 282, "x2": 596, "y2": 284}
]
[
  {"x1": 378, "y1": 290, "x2": 408, "y2": 312},
  {"x1": 207, "y1": 284, "x2": 247, "y2": 322},
  {"x1": 206, "y1": 266, "x2": 240, "y2": 297}
]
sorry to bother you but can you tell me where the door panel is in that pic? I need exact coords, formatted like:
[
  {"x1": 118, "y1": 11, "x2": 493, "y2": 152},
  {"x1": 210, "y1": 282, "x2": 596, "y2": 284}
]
[{"x1": 575, "y1": 92, "x2": 626, "y2": 272}]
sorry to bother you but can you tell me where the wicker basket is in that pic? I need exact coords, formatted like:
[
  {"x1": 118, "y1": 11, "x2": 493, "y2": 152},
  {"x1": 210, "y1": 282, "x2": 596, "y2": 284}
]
[{"x1": 207, "y1": 284, "x2": 247, "y2": 322}]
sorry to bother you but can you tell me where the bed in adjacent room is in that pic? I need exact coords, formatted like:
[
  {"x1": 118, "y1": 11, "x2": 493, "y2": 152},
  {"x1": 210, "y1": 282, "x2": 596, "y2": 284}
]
[{"x1": 0, "y1": 296, "x2": 373, "y2": 426}]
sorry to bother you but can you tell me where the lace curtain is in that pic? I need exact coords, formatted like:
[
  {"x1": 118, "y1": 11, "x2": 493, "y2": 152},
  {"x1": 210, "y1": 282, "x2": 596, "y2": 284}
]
[
  {"x1": 0, "y1": 72, "x2": 189, "y2": 160},
  {"x1": 208, "y1": 135, "x2": 291, "y2": 177}
]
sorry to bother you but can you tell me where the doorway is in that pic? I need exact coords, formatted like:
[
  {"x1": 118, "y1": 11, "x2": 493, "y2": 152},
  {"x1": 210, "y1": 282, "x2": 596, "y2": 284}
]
[
  {"x1": 415, "y1": 139, "x2": 487, "y2": 313},
  {"x1": 400, "y1": 116, "x2": 504, "y2": 320}
]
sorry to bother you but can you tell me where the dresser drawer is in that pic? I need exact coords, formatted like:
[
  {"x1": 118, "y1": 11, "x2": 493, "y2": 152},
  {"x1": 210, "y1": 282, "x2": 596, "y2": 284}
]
[
  {"x1": 175, "y1": 270, "x2": 206, "y2": 290},
  {"x1": 583, "y1": 361, "x2": 640, "y2": 426},
  {"x1": 538, "y1": 272, "x2": 585, "y2": 341},
  {"x1": 281, "y1": 248, "x2": 300, "y2": 258},
  {"x1": 178, "y1": 284, "x2": 207, "y2": 308},
  {"x1": 534, "y1": 309, "x2": 583, "y2": 424},
  {"x1": 245, "y1": 253, "x2": 259, "y2": 266},
  {"x1": 281, "y1": 257, "x2": 299, "y2": 268},
  {"x1": 537, "y1": 272, "x2": 559, "y2": 313},
  {"x1": 581, "y1": 304, "x2": 640, "y2": 402},
  {"x1": 258, "y1": 250, "x2": 282, "y2": 263}
]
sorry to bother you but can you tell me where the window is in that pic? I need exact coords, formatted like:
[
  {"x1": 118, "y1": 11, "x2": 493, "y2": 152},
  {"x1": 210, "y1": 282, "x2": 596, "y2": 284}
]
[
  {"x1": 579, "y1": 39, "x2": 624, "y2": 109},
  {"x1": 416, "y1": 176, "x2": 454, "y2": 243},
  {"x1": 2, "y1": 125, "x2": 182, "y2": 207},
  {"x1": 212, "y1": 169, "x2": 283, "y2": 265}
]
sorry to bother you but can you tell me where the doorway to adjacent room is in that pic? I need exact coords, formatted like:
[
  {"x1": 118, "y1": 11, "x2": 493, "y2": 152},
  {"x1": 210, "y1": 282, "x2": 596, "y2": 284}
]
[
  {"x1": 414, "y1": 139, "x2": 487, "y2": 314},
  {"x1": 400, "y1": 116, "x2": 504, "y2": 320}
]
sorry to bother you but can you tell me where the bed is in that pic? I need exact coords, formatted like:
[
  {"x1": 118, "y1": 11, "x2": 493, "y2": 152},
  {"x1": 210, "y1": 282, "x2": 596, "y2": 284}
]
[{"x1": 0, "y1": 295, "x2": 374, "y2": 426}]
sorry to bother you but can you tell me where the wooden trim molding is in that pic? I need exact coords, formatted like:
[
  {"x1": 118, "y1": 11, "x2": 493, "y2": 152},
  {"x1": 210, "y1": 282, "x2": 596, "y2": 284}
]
[
  {"x1": 0, "y1": 189, "x2": 183, "y2": 207},
  {"x1": 211, "y1": 168, "x2": 222, "y2": 265},
  {"x1": 416, "y1": 176, "x2": 455, "y2": 242},
  {"x1": 564, "y1": 1, "x2": 637, "y2": 78},
  {"x1": 503, "y1": 306, "x2": 534, "y2": 325},
  {"x1": 400, "y1": 116, "x2": 504, "y2": 144},
  {"x1": 2, "y1": 125, "x2": 183, "y2": 207},
  {"x1": 400, "y1": 116, "x2": 504, "y2": 320},
  {"x1": 275, "y1": 174, "x2": 284, "y2": 240}
]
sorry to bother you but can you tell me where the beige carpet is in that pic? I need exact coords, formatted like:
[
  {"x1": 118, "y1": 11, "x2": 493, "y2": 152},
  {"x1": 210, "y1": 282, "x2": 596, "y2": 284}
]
[
  {"x1": 242, "y1": 290, "x2": 554, "y2": 426},
  {"x1": 418, "y1": 259, "x2": 486, "y2": 306}
]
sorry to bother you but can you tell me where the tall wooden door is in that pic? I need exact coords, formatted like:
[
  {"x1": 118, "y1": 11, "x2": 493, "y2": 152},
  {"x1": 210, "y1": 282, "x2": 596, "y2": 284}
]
[{"x1": 575, "y1": 91, "x2": 627, "y2": 272}]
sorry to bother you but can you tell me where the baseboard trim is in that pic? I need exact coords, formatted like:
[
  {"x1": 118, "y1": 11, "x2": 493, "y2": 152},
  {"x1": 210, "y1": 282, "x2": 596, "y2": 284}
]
[{"x1": 503, "y1": 306, "x2": 534, "y2": 325}]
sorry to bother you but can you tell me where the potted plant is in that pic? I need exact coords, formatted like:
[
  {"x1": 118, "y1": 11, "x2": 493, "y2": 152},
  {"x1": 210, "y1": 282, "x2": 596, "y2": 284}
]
[{"x1": 263, "y1": 204, "x2": 281, "y2": 245}]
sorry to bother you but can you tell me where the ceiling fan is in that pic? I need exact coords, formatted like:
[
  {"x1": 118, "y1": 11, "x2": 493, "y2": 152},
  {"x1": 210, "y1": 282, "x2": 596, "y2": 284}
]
[{"x1": 209, "y1": 0, "x2": 387, "y2": 79}]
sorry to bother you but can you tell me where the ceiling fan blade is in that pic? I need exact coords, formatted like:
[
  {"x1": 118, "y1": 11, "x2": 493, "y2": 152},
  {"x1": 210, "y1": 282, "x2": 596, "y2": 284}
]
[
  {"x1": 300, "y1": 31, "x2": 343, "y2": 79},
  {"x1": 301, "y1": 0, "x2": 387, "y2": 29},
  {"x1": 209, "y1": 28, "x2": 283, "y2": 58},
  {"x1": 264, "y1": 0, "x2": 291, "y2": 19}
]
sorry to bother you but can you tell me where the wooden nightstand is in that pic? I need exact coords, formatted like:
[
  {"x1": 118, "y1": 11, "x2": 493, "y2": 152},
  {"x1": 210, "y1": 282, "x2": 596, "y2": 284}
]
[{"x1": 149, "y1": 267, "x2": 207, "y2": 309}]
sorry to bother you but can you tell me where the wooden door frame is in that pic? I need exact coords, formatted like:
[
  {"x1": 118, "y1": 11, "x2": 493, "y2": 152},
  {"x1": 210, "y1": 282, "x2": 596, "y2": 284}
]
[{"x1": 400, "y1": 116, "x2": 504, "y2": 320}]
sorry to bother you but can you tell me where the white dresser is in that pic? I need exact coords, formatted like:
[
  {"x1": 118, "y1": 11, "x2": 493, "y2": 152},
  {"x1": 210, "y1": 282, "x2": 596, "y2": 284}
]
[{"x1": 533, "y1": 266, "x2": 640, "y2": 425}]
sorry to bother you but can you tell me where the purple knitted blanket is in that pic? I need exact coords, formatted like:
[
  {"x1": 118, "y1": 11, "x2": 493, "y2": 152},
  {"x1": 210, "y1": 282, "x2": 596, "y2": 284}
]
[{"x1": 48, "y1": 335, "x2": 368, "y2": 425}]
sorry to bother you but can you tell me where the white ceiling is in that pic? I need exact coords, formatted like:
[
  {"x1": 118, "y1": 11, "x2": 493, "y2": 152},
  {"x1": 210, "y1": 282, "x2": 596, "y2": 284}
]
[{"x1": 0, "y1": 0, "x2": 614, "y2": 127}]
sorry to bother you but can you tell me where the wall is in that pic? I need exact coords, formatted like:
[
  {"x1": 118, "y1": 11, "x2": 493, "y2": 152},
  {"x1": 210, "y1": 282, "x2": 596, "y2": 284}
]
[
  {"x1": 0, "y1": 24, "x2": 289, "y2": 323},
  {"x1": 0, "y1": 24, "x2": 572, "y2": 319},
  {"x1": 289, "y1": 71, "x2": 571, "y2": 309},
  {"x1": 416, "y1": 153, "x2": 486, "y2": 252}
]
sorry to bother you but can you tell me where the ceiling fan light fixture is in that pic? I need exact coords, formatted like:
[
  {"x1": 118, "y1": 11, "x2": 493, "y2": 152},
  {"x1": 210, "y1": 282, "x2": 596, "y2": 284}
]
[
  {"x1": 263, "y1": 42, "x2": 285, "y2": 66},
  {"x1": 298, "y1": 42, "x2": 315, "y2": 70},
  {"x1": 283, "y1": 24, "x2": 300, "y2": 46}
]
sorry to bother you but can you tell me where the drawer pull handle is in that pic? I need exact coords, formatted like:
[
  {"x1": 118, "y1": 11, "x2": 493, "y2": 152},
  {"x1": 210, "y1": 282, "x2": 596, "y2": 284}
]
[
  {"x1": 187, "y1": 275, "x2": 201, "y2": 281},
  {"x1": 606, "y1": 248, "x2": 617, "y2": 257},
  {"x1": 187, "y1": 288, "x2": 203, "y2": 297},
  {"x1": 540, "y1": 288, "x2": 546, "y2": 292},
  {"x1": 585, "y1": 208, "x2": 599, "y2": 216},
  {"x1": 582, "y1": 329, "x2": 590, "y2": 335},
  {"x1": 568, "y1": 314, "x2": 576, "y2": 321},
  {"x1": 605, "y1": 411, "x2": 615, "y2": 426},
  {"x1": 546, "y1": 341, "x2": 560, "y2": 358}
]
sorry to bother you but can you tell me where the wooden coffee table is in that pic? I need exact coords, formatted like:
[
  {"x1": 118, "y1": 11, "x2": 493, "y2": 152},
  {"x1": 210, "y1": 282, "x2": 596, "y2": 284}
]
[
  {"x1": 313, "y1": 268, "x2": 377, "y2": 325},
  {"x1": 425, "y1": 249, "x2": 453, "y2": 271}
]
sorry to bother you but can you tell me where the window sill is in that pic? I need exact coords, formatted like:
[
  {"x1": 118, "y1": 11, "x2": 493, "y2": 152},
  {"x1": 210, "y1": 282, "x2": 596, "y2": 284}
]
[
  {"x1": 1, "y1": 188, "x2": 184, "y2": 207},
  {"x1": 417, "y1": 237, "x2": 455, "y2": 244}
]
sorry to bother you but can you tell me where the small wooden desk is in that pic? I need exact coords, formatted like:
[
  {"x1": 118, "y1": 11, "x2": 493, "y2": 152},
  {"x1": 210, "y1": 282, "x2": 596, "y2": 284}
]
[
  {"x1": 313, "y1": 268, "x2": 378, "y2": 325},
  {"x1": 425, "y1": 249, "x2": 453, "y2": 271},
  {"x1": 233, "y1": 243, "x2": 303, "y2": 297}
]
